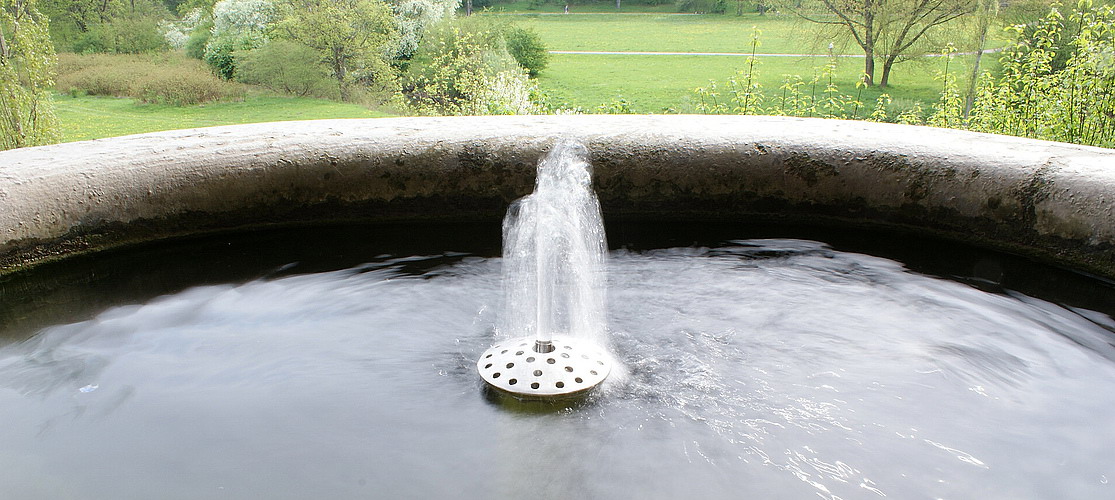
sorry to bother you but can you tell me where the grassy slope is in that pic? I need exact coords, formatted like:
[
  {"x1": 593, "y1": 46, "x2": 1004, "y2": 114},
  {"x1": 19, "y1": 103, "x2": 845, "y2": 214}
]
[
  {"x1": 499, "y1": 12, "x2": 989, "y2": 112},
  {"x1": 53, "y1": 92, "x2": 394, "y2": 143}
]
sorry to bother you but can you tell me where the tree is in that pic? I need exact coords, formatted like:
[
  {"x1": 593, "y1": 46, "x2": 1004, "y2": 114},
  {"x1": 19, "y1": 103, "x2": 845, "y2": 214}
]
[
  {"x1": 503, "y1": 25, "x2": 549, "y2": 77},
  {"x1": 1, "y1": 0, "x2": 60, "y2": 150},
  {"x1": 203, "y1": 0, "x2": 277, "y2": 78},
  {"x1": 392, "y1": 0, "x2": 457, "y2": 59},
  {"x1": 273, "y1": 0, "x2": 397, "y2": 101},
  {"x1": 784, "y1": 0, "x2": 976, "y2": 87}
]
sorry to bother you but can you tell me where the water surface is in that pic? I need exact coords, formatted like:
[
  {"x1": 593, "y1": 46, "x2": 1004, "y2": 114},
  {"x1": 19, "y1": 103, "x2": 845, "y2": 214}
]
[{"x1": 1, "y1": 231, "x2": 1113, "y2": 499}]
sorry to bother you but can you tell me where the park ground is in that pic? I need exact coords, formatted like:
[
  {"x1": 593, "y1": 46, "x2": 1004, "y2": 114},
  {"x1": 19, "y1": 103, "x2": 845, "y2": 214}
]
[{"x1": 51, "y1": 8, "x2": 996, "y2": 142}]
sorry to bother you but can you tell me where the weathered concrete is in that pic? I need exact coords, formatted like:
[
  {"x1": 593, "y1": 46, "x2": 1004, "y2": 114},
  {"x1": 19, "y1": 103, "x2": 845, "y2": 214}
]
[{"x1": 2, "y1": 115, "x2": 1114, "y2": 277}]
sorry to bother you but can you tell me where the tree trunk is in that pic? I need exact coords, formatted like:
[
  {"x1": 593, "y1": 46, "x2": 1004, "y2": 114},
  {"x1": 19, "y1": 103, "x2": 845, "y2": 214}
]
[
  {"x1": 862, "y1": 9, "x2": 876, "y2": 86},
  {"x1": 616, "y1": 0, "x2": 621, "y2": 10},
  {"x1": 333, "y1": 49, "x2": 348, "y2": 102},
  {"x1": 466, "y1": 0, "x2": 472, "y2": 16},
  {"x1": 964, "y1": 1, "x2": 993, "y2": 118},
  {"x1": 879, "y1": 55, "x2": 898, "y2": 87}
]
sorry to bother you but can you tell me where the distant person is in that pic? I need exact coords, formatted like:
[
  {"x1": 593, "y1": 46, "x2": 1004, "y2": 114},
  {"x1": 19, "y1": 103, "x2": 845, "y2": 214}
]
[{"x1": 564, "y1": 4, "x2": 569, "y2": 14}]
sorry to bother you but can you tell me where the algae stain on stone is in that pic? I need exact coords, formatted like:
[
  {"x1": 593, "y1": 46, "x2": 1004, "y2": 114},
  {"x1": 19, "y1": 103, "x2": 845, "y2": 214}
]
[{"x1": 783, "y1": 153, "x2": 838, "y2": 187}]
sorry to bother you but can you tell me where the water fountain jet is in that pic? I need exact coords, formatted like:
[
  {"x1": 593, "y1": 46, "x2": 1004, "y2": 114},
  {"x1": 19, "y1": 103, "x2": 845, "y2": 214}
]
[{"x1": 476, "y1": 140, "x2": 613, "y2": 399}]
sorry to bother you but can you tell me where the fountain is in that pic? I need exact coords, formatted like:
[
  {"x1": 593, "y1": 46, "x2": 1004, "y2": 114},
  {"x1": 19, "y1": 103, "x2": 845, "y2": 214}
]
[
  {"x1": 1, "y1": 116, "x2": 1115, "y2": 498},
  {"x1": 477, "y1": 140, "x2": 612, "y2": 398}
]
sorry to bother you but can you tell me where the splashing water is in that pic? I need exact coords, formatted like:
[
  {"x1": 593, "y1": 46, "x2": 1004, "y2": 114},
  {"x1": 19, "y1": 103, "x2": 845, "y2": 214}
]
[{"x1": 498, "y1": 140, "x2": 608, "y2": 347}]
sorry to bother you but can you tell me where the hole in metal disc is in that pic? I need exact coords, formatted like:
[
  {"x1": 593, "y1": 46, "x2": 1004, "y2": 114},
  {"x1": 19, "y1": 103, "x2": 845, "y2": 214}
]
[
  {"x1": 526, "y1": 357, "x2": 535, "y2": 362},
  {"x1": 484, "y1": 363, "x2": 492, "y2": 369},
  {"x1": 561, "y1": 353, "x2": 570, "y2": 358},
  {"x1": 575, "y1": 377, "x2": 584, "y2": 384},
  {"x1": 493, "y1": 373, "x2": 501, "y2": 378},
  {"x1": 547, "y1": 358, "x2": 556, "y2": 364},
  {"x1": 485, "y1": 354, "x2": 493, "y2": 358},
  {"x1": 506, "y1": 362, "x2": 514, "y2": 369},
  {"x1": 516, "y1": 351, "x2": 524, "y2": 355},
  {"x1": 533, "y1": 370, "x2": 543, "y2": 376},
  {"x1": 582, "y1": 354, "x2": 589, "y2": 359},
  {"x1": 556, "y1": 382, "x2": 565, "y2": 388},
  {"x1": 564, "y1": 366, "x2": 573, "y2": 372},
  {"x1": 590, "y1": 370, "x2": 598, "y2": 375},
  {"x1": 501, "y1": 350, "x2": 508, "y2": 354},
  {"x1": 531, "y1": 382, "x2": 540, "y2": 389},
  {"x1": 509, "y1": 379, "x2": 517, "y2": 385},
  {"x1": 564, "y1": 345, "x2": 572, "y2": 350},
  {"x1": 598, "y1": 361, "x2": 605, "y2": 365}
]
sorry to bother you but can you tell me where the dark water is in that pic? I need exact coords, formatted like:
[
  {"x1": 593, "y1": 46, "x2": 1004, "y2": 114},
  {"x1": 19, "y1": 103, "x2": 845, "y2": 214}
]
[{"x1": 1, "y1": 223, "x2": 1113, "y2": 499}]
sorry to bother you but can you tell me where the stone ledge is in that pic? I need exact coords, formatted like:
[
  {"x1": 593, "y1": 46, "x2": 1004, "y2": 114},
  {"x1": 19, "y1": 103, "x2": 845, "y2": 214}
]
[{"x1": 2, "y1": 115, "x2": 1113, "y2": 277}]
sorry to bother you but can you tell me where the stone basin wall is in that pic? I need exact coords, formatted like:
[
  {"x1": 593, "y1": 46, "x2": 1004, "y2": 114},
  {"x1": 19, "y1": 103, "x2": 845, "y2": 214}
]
[{"x1": 1, "y1": 115, "x2": 1113, "y2": 278}]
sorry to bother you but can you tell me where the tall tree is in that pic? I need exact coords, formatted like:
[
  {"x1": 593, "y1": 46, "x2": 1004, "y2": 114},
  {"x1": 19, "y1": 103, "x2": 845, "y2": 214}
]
[
  {"x1": 785, "y1": 0, "x2": 976, "y2": 87},
  {"x1": 274, "y1": 0, "x2": 397, "y2": 101},
  {"x1": 1, "y1": 0, "x2": 60, "y2": 150}
]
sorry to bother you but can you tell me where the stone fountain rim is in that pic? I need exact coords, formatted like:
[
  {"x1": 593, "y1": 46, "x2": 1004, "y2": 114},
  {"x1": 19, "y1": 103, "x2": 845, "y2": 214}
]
[{"x1": 1, "y1": 114, "x2": 1114, "y2": 279}]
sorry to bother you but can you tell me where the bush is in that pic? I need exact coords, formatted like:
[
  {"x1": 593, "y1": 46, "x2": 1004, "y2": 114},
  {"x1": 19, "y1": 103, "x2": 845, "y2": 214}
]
[
  {"x1": 235, "y1": 40, "x2": 339, "y2": 99},
  {"x1": 133, "y1": 64, "x2": 242, "y2": 105},
  {"x1": 71, "y1": 18, "x2": 169, "y2": 54},
  {"x1": 185, "y1": 20, "x2": 214, "y2": 59},
  {"x1": 54, "y1": 53, "x2": 242, "y2": 105},
  {"x1": 503, "y1": 26, "x2": 549, "y2": 77}
]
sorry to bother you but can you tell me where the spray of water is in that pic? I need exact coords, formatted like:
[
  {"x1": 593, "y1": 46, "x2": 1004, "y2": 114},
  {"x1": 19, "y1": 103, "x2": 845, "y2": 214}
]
[{"x1": 499, "y1": 140, "x2": 608, "y2": 347}]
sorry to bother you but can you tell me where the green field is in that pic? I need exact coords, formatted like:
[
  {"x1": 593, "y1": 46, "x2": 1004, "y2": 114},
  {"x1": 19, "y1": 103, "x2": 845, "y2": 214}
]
[
  {"x1": 53, "y1": 92, "x2": 394, "y2": 142},
  {"x1": 497, "y1": 12, "x2": 987, "y2": 113},
  {"x1": 539, "y1": 52, "x2": 974, "y2": 113}
]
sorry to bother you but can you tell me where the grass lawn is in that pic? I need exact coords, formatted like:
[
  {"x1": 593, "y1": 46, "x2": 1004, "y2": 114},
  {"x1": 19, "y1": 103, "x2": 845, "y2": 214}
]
[
  {"x1": 53, "y1": 92, "x2": 395, "y2": 142},
  {"x1": 539, "y1": 51, "x2": 986, "y2": 113},
  {"x1": 490, "y1": 11, "x2": 1001, "y2": 112},
  {"x1": 495, "y1": 13, "x2": 847, "y2": 54}
]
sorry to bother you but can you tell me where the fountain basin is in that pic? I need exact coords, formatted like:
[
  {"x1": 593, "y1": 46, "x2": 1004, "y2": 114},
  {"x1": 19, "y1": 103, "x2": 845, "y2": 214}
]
[
  {"x1": 2, "y1": 118, "x2": 1115, "y2": 499},
  {"x1": 2, "y1": 115, "x2": 1114, "y2": 279}
]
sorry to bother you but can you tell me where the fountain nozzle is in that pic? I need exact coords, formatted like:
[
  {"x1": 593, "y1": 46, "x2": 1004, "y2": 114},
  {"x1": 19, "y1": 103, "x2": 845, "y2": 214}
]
[{"x1": 477, "y1": 336, "x2": 612, "y2": 399}]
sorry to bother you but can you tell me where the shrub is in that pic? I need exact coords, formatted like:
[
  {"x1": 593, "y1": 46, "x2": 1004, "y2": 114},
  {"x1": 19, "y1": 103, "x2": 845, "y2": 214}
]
[
  {"x1": 185, "y1": 20, "x2": 213, "y2": 59},
  {"x1": 503, "y1": 26, "x2": 549, "y2": 77},
  {"x1": 54, "y1": 53, "x2": 241, "y2": 105},
  {"x1": 133, "y1": 64, "x2": 241, "y2": 105},
  {"x1": 235, "y1": 40, "x2": 338, "y2": 98},
  {"x1": 71, "y1": 18, "x2": 169, "y2": 54},
  {"x1": 56, "y1": 61, "x2": 150, "y2": 97}
]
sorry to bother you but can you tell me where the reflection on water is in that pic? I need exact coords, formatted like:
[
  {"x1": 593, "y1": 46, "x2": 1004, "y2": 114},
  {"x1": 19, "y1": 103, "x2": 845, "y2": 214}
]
[{"x1": 1, "y1": 239, "x2": 1114, "y2": 499}]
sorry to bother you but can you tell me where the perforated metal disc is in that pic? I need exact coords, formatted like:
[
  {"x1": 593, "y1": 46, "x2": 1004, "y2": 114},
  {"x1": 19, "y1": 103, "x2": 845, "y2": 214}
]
[{"x1": 477, "y1": 336, "x2": 612, "y2": 399}]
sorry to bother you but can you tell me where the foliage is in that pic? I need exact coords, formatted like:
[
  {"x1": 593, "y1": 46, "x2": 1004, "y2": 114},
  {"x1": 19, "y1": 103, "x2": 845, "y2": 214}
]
[
  {"x1": 235, "y1": 39, "x2": 338, "y2": 98},
  {"x1": 55, "y1": 52, "x2": 242, "y2": 105},
  {"x1": 503, "y1": 25, "x2": 549, "y2": 76},
  {"x1": 780, "y1": 0, "x2": 976, "y2": 87},
  {"x1": 40, "y1": 0, "x2": 174, "y2": 52},
  {"x1": 132, "y1": 63, "x2": 236, "y2": 104},
  {"x1": 406, "y1": 19, "x2": 543, "y2": 114},
  {"x1": 676, "y1": 0, "x2": 726, "y2": 14},
  {"x1": 694, "y1": 30, "x2": 865, "y2": 118},
  {"x1": 72, "y1": 16, "x2": 169, "y2": 53},
  {"x1": 203, "y1": 0, "x2": 276, "y2": 78},
  {"x1": 933, "y1": 0, "x2": 1115, "y2": 147},
  {"x1": 1, "y1": 0, "x2": 61, "y2": 149},
  {"x1": 273, "y1": 0, "x2": 398, "y2": 101},
  {"x1": 596, "y1": 96, "x2": 635, "y2": 113},
  {"x1": 160, "y1": 6, "x2": 206, "y2": 48},
  {"x1": 184, "y1": 18, "x2": 211, "y2": 58},
  {"x1": 392, "y1": 0, "x2": 457, "y2": 59}
]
